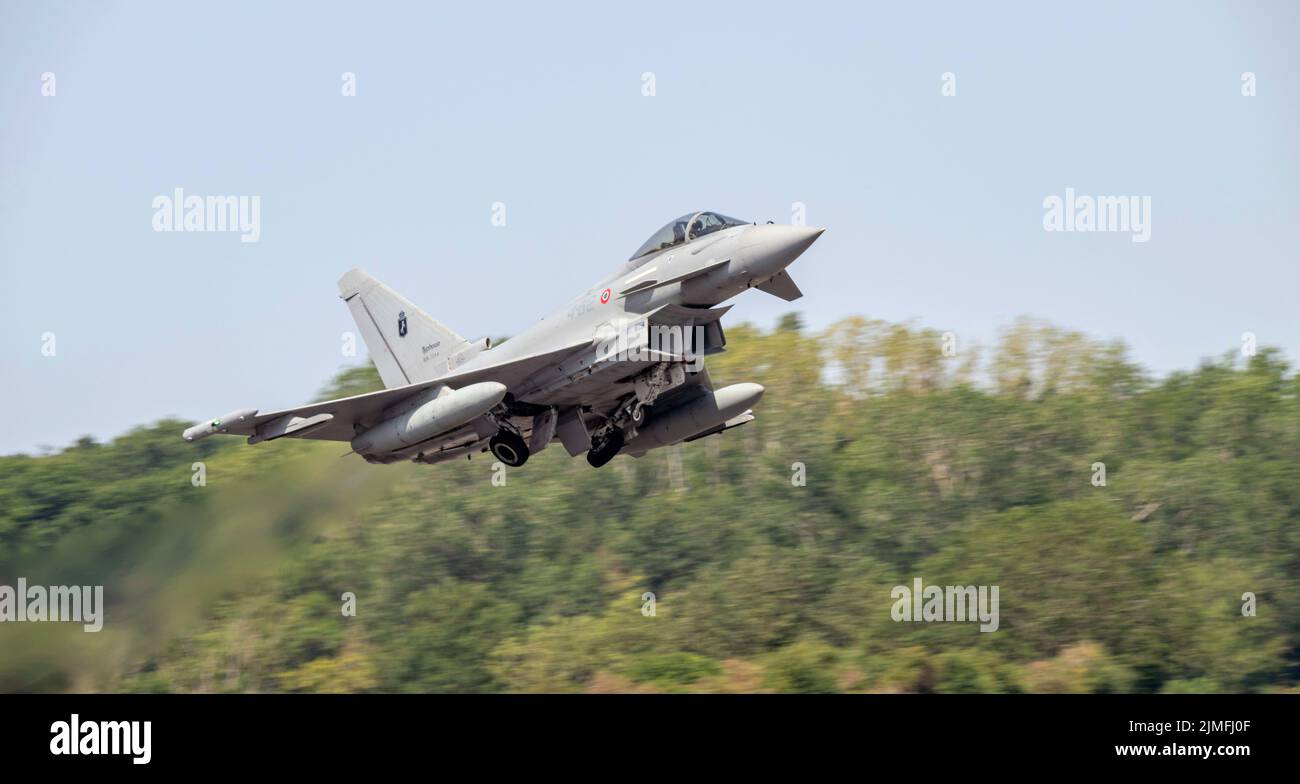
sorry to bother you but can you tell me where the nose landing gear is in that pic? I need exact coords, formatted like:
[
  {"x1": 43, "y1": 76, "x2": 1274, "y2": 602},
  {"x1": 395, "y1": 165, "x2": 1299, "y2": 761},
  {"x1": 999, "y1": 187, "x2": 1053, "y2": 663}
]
[{"x1": 586, "y1": 428, "x2": 625, "y2": 468}]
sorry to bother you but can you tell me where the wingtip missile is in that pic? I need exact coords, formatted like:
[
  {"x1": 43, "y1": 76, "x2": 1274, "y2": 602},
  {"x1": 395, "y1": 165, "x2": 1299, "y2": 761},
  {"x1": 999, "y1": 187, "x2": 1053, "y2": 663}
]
[{"x1": 182, "y1": 408, "x2": 258, "y2": 442}]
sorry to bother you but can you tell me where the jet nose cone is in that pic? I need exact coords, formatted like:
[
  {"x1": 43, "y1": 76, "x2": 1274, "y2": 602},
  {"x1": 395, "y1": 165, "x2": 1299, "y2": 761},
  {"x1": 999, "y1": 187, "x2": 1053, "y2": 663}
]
[
  {"x1": 795, "y1": 225, "x2": 825, "y2": 255},
  {"x1": 741, "y1": 224, "x2": 825, "y2": 275},
  {"x1": 791, "y1": 225, "x2": 826, "y2": 245}
]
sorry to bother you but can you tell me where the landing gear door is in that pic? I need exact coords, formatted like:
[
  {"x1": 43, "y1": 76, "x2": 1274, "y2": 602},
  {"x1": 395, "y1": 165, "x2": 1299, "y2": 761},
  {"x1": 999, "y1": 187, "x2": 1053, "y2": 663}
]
[
  {"x1": 556, "y1": 407, "x2": 592, "y2": 457},
  {"x1": 703, "y1": 320, "x2": 726, "y2": 355}
]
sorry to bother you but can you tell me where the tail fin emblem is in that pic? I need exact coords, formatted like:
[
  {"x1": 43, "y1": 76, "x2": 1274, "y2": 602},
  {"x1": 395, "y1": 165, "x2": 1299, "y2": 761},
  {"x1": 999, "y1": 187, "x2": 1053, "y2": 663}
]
[{"x1": 397, "y1": 310, "x2": 408, "y2": 337}]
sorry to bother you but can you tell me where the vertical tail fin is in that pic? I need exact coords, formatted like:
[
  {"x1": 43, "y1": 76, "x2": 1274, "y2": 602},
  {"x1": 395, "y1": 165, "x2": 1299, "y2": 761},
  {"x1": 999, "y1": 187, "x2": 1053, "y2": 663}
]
[{"x1": 338, "y1": 268, "x2": 469, "y2": 388}]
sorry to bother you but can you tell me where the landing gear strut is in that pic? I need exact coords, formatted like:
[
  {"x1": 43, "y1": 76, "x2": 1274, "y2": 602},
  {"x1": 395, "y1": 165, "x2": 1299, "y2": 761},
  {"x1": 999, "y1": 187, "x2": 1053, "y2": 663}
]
[
  {"x1": 489, "y1": 430, "x2": 530, "y2": 467},
  {"x1": 586, "y1": 428, "x2": 624, "y2": 468}
]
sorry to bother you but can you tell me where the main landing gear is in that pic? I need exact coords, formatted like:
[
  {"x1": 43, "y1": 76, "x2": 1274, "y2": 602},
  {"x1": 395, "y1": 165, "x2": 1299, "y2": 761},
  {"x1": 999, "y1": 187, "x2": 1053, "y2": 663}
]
[{"x1": 489, "y1": 430, "x2": 530, "y2": 467}]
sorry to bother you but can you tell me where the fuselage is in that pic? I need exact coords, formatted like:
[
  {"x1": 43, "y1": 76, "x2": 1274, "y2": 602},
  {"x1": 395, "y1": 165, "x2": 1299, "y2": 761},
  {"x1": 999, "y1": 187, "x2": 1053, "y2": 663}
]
[{"x1": 455, "y1": 217, "x2": 824, "y2": 411}]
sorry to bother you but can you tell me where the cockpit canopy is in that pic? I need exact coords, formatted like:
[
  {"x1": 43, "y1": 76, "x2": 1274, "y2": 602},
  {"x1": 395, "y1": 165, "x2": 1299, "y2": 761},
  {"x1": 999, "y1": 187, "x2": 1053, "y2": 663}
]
[{"x1": 628, "y1": 211, "x2": 749, "y2": 261}]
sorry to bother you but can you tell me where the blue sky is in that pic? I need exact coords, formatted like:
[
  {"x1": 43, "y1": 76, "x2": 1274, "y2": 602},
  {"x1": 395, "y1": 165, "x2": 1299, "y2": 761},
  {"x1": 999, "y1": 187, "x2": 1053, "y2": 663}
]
[{"x1": 2, "y1": 1, "x2": 1297, "y2": 453}]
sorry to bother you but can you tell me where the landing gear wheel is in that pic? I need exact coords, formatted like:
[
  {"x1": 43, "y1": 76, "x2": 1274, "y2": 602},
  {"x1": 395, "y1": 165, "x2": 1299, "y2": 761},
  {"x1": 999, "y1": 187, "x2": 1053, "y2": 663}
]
[
  {"x1": 629, "y1": 404, "x2": 646, "y2": 427},
  {"x1": 489, "y1": 430, "x2": 530, "y2": 467},
  {"x1": 586, "y1": 429, "x2": 625, "y2": 468}
]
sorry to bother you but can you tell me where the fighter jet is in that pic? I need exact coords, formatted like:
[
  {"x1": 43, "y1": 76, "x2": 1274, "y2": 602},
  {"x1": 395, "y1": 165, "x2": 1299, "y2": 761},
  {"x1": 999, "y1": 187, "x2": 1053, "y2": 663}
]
[{"x1": 183, "y1": 212, "x2": 823, "y2": 468}]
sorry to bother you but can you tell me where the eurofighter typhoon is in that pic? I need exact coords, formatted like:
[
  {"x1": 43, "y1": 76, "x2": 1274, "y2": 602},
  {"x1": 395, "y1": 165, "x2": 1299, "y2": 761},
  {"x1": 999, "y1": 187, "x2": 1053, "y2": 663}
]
[{"x1": 183, "y1": 212, "x2": 823, "y2": 468}]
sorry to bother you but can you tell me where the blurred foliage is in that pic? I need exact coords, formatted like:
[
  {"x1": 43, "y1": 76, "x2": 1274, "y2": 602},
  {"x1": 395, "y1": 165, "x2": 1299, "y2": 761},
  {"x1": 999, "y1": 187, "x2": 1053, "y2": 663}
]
[{"x1": 1, "y1": 318, "x2": 1297, "y2": 693}]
